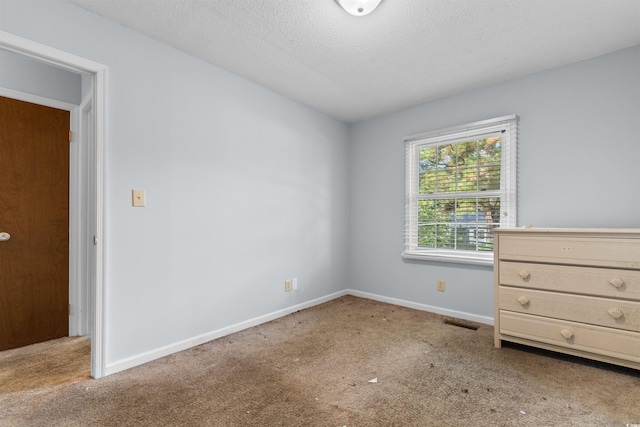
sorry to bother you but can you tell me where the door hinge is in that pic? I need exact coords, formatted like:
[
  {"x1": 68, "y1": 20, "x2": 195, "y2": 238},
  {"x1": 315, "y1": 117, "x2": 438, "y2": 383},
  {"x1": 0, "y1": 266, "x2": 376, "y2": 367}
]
[
  {"x1": 69, "y1": 130, "x2": 73, "y2": 143},
  {"x1": 93, "y1": 236, "x2": 98, "y2": 245}
]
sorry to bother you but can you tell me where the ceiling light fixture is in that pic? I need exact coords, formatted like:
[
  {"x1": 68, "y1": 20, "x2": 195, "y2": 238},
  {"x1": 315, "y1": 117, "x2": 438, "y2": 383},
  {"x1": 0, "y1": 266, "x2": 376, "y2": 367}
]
[{"x1": 335, "y1": 0, "x2": 383, "y2": 16}]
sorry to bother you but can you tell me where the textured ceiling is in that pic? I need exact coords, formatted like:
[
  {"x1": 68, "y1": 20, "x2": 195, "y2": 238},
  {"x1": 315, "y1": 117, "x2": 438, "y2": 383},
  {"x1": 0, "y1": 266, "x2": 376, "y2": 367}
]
[{"x1": 70, "y1": 0, "x2": 640, "y2": 123}]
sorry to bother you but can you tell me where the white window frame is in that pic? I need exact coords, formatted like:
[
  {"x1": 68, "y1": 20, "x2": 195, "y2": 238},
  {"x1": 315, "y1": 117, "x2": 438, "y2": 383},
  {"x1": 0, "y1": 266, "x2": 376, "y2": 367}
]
[{"x1": 402, "y1": 115, "x2": 517, "y2": 266}]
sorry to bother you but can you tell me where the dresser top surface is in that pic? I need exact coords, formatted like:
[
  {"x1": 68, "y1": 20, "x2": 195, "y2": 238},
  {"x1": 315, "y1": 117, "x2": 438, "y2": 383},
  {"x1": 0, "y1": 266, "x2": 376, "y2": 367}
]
[{"x1": 494, "y1": 227, "x2": 640, "y2": 236}]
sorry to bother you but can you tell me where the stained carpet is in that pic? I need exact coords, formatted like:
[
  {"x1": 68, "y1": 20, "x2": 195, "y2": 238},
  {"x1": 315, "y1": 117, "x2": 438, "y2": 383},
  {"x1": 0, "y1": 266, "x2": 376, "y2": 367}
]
[{"x1": 0, "y1": 296, "x2": 638, "y2": 426}]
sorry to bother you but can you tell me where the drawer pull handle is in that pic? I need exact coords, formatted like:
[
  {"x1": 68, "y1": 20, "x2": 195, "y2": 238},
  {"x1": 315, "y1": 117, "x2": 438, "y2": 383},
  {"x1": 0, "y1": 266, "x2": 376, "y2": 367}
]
[
  {"x1": 560, "y1": 329, "x2": 574, "y2": 340},
  {"x1": 518, "y1": 270, "x2": 530, "y2": 280},
  {"x1": 517, "y1": 296, "x2": 529, "y2": 306},
  {"x1": 608, "y1": 277, "x2": 624, "y2": 288},
  {"x1": 608, "y1": 307, "x2": 624, "y2": 320}
]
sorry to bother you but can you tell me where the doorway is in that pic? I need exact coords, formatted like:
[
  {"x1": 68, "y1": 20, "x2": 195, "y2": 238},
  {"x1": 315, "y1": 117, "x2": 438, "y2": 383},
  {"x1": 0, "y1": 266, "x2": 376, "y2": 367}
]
[
  {"x1": 0, "y1": 96, "x2": 71, "y2": 351},
  {"x1": 0, "y1": 30, "x2": 107, "y2": 378}
]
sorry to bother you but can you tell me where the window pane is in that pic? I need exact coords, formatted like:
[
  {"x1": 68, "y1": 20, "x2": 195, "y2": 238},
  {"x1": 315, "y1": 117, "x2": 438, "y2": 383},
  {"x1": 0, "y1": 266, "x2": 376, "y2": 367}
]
[
  {"x1": 456, "y1": 140, "x2": 477, "y2": 192},
  {"x1": 454, "y1": 198, "x2": 478, "y2": 221},
  {"x1": 419, "y1": 147, "x2": 437, "y2": 194},
  {"x1": 436, "y1": 223, "x2": 455, "y2": 249},
  {"x1": 418, "y1": 199, "x2": 456, "y2": 249},
  {"x1": 437, "y1": 145, "x2": 456, "y2": 193},
  {"x1": 455, "y1": 224, "x2": 477, "y2": 251},
  {"x1": 436, "y1": 198, "x2": 456, "y2": 223},
  {"x1": 478, "y1": 164, "x2": 500, "y2": 190},
  {"x1": 479, "y1": 137, "x2": 501, "y2": 165},
  {"x1": 436, "y1": 198, "x2": 455, "y2": 249},
  {"x1": 418, "y1": 199, "x2": 436, "y2": 223},
  {"x1": 476, "y1": 224, "x2": 495, "y2": 251},
  {"x1": 476, "y1": 197, "x2": 500, "y2": 251},
  {"x1": 456, "y1": 165, "x2": 478, "y2": 192},
  {"x1": 418, "y1": 224, "x2": 436, "y2": 248},
  {"x1": 457, "y1": 141, "x2": 478, "y2": 167},
  {"x1": 417, "y1": 197, "x2": 500, "y2": 251},
  {"x1": 421, "y1": 140, "x2": 503, "y2": 195},
  {"x1": 453, "y1": 199, "x2": 477, "y2": 251},
  {"x1": 478, "y1": 137, "x2": 501, "y2": 191}
]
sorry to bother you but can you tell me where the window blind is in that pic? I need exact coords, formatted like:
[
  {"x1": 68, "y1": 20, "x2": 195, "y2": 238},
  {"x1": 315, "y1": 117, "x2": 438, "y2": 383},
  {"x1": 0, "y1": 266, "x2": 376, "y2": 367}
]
[{"x1": 403, "y1": 115, "x2": 517, "y2": 265}]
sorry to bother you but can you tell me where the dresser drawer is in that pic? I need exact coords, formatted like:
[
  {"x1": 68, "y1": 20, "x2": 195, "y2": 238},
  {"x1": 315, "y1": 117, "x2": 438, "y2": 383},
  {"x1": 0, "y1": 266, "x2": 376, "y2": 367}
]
[
  {"x1": 499, "y1": 261, "x2": 640, "y2": 300},
  {"x1": 498, "y1": 235, "x2": 640, "y2": 269},
  {"x1": 499, "y1": 287, "x2": 640, "y2": 332},
  {"x1": 499, "y1": 311, "x2": 640, "y2": 364}
]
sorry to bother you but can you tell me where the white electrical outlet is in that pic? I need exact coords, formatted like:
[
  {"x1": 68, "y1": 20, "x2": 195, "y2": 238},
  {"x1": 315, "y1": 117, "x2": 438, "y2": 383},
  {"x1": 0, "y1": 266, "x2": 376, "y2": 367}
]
[
  {"x1": 285, "y1": 280, "x2": 292, "y2": 292},
  {"x1": 437, "y1": 280, "x2": 446, "y2": 292},
  {"x1": 292, "y1": 278, "x2": 298, "y2": 290}
]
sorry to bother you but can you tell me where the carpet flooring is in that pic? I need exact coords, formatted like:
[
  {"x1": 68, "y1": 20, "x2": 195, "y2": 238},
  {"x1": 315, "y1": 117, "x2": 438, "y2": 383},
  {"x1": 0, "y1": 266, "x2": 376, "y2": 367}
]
[
  {"x1": 1, "y1": 295, "x2": 639, "y2": 426},
  {"x1": 0, "y1": 336, "x2": 90, "y2": 394}
]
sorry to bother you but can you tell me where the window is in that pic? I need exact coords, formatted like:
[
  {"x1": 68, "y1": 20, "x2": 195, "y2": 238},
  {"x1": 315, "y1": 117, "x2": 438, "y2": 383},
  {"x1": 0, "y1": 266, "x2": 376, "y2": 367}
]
[{"x1": 403, "y1": 115, "x2": 517, "y2": 265}]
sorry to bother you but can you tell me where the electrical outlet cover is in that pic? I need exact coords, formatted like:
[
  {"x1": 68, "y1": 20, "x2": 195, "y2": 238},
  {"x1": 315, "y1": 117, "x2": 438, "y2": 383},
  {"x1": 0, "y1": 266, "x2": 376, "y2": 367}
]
[{"x1": 132, "y1": 189, "x2": 146, "y2": 207}]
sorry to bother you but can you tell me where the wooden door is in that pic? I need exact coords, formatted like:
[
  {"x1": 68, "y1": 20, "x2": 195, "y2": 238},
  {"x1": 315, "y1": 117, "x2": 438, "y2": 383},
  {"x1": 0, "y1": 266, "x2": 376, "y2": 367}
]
[{"x1": 0, "y1": 96, "x2": 70, "y2": 351}]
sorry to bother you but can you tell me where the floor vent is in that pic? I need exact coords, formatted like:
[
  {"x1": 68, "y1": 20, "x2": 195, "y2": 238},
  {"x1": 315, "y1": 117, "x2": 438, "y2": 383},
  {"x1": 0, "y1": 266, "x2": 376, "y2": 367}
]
[{"x1": 443, "y1": 319, "x2": 479, "y2": 330}]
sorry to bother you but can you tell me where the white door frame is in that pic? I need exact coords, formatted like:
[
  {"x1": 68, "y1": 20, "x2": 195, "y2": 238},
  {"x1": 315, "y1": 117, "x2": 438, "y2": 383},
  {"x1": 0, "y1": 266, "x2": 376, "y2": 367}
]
[{"x1": 0, "y1": 30, "x2": 108, "y2": 378}]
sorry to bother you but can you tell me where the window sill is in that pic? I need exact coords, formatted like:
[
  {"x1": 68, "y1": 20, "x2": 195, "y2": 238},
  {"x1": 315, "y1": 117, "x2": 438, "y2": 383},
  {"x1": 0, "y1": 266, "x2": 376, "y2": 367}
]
[{"x1": 402, "y1": 250, "x2": 494, "y2": 266}]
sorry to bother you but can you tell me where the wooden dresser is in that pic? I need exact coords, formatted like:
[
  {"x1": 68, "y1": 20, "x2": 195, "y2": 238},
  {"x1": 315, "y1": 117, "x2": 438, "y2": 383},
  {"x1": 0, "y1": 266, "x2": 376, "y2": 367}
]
[{"x1": 493, "y1": 228, "x2": 640, "y2": 369}]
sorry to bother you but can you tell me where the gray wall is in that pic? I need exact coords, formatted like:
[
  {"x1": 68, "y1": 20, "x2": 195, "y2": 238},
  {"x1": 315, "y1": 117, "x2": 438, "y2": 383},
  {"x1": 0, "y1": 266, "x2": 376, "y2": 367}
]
[
  {"x1": 1, "y1": 0, "x2": 350, "y2": 366},
  {"x1": 0, "y1": 49, "x2": 81, "y2": 104},
  {"x1": 348, "y1": 45, "x2": 640, "y2": 320}
]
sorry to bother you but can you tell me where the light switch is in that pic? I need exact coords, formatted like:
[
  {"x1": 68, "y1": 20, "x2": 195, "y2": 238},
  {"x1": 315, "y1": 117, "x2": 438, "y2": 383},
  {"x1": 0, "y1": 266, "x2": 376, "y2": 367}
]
[{"x1": 132, "y1": 189, "x2": 146, "y2": 207}]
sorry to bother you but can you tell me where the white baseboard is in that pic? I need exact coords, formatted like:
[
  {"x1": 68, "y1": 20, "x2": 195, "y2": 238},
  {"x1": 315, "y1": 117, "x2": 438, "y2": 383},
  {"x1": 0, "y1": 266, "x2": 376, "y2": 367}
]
[
  {"x1": 346, "y1": 289, "x2": 494, "y2": 326},
  {"x1": 104, "y1": 290, "x2": 348, "y2": 376},
  {"x1": 105, "y1": 288, "x2": 492, "y2": 376}
]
